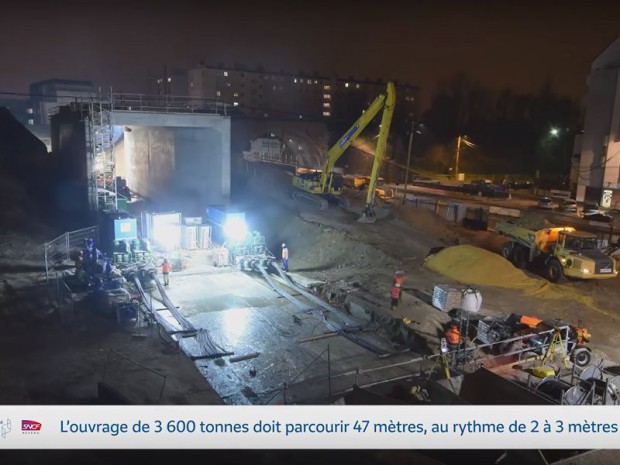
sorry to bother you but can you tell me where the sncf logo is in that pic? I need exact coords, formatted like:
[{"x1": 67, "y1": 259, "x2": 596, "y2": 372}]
[{"x1": 21, "y1": 420, "x2": 42, "y2": 434}]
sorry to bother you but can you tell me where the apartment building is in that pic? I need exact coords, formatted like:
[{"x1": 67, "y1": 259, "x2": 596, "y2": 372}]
[{"x1": 188, "y1": 64, "x2": 419, "y2": 123}]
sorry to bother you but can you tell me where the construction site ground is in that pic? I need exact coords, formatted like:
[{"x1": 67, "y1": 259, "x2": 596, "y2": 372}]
[{"x1": 2, "y1": 167, "x2": 620, "y2": 461}]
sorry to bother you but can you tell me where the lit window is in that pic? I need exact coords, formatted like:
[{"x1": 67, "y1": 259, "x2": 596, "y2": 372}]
[
  {"x1": 190, "y1": 81, "x2": 194, "y2": 88},
  {"x1": 294, "y1": 78, "x2": 297, "y2": 83},
  {"x1": 27, "y1": 108, "x2": 33, "y2": 114},
  {"x1": 227, "y1": 82, "x2": 231, "y2": 87},
  {"x1": 273, "y1": 85, "x2": 276, "y2": 90},
  {"x1": 355, "y1": 84, "x2": 360, "y2": 89},
  {"x1": 323, "y1": 94, "x2": 331, "y2": 99},
  {"x1": 323, "y1": 102, "x2": 330, "y2": 108},
  {"x1": 307, "y1": 79, "x2": 311, "y2": 84},
  {"x1": 167, "y1": 77, "x2": 172, "y2": 82},
  {"x1": 28, "y1": 118, "x2": 34, "y2": 125},
  {"x1": 298, "y1": 115, "x2": 303, "y2": 119},
  {"x1": 233, "y1": 92, "x2": 239, "y2": 97},
  {"x1": 323, "y1": 85, "x2": 331, "y2": 90},
  {"x1": 322, "y1": 111, "x2": 330, "y2": 117},
  {"x1": 345, "y1": 82, "x2": 349, "y2": 88},
  {"x1": 216, "y1": 91, "x2": 221, "y2": 97},
  {"x1": 224, "y1": 71, "x2": 228, "y2": 77},
  {"x1": 314, "y1": 80, "x2": 318, "y2": 84},
  {"x1": 233, "y1": 102, "x2": 239, "y2": 106}
]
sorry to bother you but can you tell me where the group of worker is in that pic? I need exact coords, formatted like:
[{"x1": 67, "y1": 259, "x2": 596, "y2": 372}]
[{"x1": 156, "y1": 243, "x2": 289, "y2": 286}]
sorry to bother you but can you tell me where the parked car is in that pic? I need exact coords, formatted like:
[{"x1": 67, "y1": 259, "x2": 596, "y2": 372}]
[
  {"x1": 537, "y1": 196, "x2": 555, "y2": 210},
  {"x1": 559, "y1": 199, "x2": 578, "y2": 213},
  {"x1": 582, "y1": 212, "x2": 613, "y2": 223},
  {"x1": 462, "y1": 180, "x2": 510, "y2": 198},
  {"x1": 583, "y1": 202, "x2": 600, "y2": 215}
]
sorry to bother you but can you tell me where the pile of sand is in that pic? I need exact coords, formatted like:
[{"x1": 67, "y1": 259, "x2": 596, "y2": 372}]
[
  {"x1": 424, "y1": 245, "x2": 542, "y2": 289},
  {"x1": 423, "y1": 245, "x2": 597, "y2": 309}
]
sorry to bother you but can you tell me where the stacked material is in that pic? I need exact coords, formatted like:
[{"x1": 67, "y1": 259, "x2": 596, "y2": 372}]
[{"x1": 432, "y1": 285, "x2": 463, "y2": 312}]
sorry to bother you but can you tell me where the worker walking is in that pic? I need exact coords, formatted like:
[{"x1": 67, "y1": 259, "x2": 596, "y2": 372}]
[
  {"x1": 281, "y1": 243, "x2": 289, "y2": 272},
  {"x1": 161, "y1": 258, "x2": 171, "y2": 286}
]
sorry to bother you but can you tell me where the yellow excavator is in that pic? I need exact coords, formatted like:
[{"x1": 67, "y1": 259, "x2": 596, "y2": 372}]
[{"x1": 291, "y1": 82, "x2": 395, "y2": 222}]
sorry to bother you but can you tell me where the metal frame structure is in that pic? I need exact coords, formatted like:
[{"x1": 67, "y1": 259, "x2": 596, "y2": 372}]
[{"x1": 87, "y1": 89, "x2": 116, "y2": 212}]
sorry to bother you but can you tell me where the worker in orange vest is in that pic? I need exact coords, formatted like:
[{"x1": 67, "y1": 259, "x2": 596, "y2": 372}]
[
  {"x1": 444, "y1": 323, "x2": 461, "y2": 351},
  {"x1": 390, "y1": 283, "x2": 402, "y2": 310},
  {"x1": 161, "y1": 258, "x2": 172, "y2": 286},
  {"x1": 575, "y1": 321, "x2": 591, "y2": 345}
]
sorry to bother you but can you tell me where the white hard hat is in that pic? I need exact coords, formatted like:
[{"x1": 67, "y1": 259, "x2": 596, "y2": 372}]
[{"x1": 282, "y1": 243, "x2": 286, "y2": 247}]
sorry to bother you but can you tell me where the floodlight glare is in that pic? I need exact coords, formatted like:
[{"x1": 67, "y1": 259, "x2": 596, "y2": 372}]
[{"x1": 224, "y1": 217, "x2": 248, "y2": 241}]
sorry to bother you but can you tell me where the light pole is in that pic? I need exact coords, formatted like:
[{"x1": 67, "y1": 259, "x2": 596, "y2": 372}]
[
  {"x1": 453, "y1": 135, "x2": 476, "y2": 181},
  {"x1": 402, "y1": 120, "x2": 415, "y2": 204},
  {"x1": 402, "y1": 122, "x2": 424, "y2": 204},
  {"x1": 454, "y1": 134, "x2": 462, "y2": 180},
  {"x1": 549, "y1": 127, "x2": 569, "y2": 187}
]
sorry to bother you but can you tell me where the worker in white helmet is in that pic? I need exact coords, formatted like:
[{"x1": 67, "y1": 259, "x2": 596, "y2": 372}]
[{"x1": 281, "y1": 243, "x2": 289, "y2": 272}]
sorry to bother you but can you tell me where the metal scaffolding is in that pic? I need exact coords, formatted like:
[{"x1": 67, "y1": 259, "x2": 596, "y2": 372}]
[{"x1": 87, "y1": 90, "x2": 116, "y2": 212}]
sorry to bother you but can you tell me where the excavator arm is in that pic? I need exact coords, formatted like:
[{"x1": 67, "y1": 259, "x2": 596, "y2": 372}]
[
  {"x1": 360, "y1": 82, "x2": 395, "y2": 220},
  {"x1": 318, "y1": 82, "x2": 395, "y2": 193}
]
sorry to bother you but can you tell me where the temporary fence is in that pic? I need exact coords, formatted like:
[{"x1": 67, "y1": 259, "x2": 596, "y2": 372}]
[
  {"x1": 44, "y1": 225, "x2": 98, "y2": 283},
  {"x1": 404, "y1": 195, "x2": 459, "y2": 223}
]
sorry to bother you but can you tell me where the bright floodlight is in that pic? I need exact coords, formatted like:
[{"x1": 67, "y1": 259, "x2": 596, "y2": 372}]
[
  {"x1": 224, "y1": 217, "x2": 248, "y2": 242},
  {"x1": 550, "y1": 128, "x2": 559, "y2": 137},
  {"x1": 152, "y1": 214, "x2": 182, "y2": 251}
]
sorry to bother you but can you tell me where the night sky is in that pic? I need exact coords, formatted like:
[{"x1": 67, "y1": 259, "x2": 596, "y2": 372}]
[{"x1": 2, "y1": 0, "x2": 619, "y2": 109}]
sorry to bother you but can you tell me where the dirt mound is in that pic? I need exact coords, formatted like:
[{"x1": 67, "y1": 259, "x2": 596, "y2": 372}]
[
  {"x1": 290, "y1": 222, "x2": 397, "y2": 275},
  {"x1": 393, "y1": 205, "x2": 460, "y2": 245},
  {"x1": 423, "y1": 245, "x2": 597, "y2": 308},
  {"x1": 424, "y1": 245, "x2": 541, "y2": 288}
]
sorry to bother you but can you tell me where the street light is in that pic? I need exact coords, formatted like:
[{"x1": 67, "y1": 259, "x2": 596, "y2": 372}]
[
  {"x1": 548, "y1": 126, "x2": 570, "y2": 187},
  {"x1": 453, "y1": 134, "x2": 476, "y2": 180}
]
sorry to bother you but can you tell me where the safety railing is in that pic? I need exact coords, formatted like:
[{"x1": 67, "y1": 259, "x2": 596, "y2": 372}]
[
  {"x1": 112, "y1": 93, "x2": 229, "y2": 116},
  {"x1": 257, "y1": 326, "x2": 572, "y2": 405}
]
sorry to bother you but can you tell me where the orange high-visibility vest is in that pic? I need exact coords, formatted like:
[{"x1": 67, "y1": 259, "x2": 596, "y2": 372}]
[
  {"x1": 445, "y1": 327, "x2": 460, "y2": 345},
  {"x1": 162, "y1": 262, "x2": 171, "y2": 273},
  {"x1": 390, "y1": 286, "x2": 401, "y2": 299}
]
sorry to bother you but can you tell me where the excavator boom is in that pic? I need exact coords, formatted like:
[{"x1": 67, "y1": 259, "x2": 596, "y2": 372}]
[
  {"x1": 360, "y1": 82, "x2": 395, "y2": 221},
  {"x1": 291, "y1": 82, "x2": 396, "y2": 216}
]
